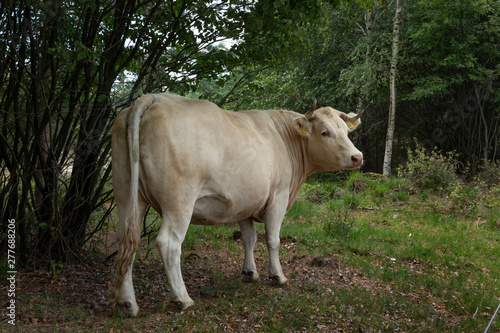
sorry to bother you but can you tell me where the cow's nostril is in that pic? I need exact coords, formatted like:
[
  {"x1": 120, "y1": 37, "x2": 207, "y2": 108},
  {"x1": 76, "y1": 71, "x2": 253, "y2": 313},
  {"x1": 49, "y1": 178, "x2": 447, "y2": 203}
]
[{"x1": 351, "y1": 154, "x2": 363, "y2": 165}]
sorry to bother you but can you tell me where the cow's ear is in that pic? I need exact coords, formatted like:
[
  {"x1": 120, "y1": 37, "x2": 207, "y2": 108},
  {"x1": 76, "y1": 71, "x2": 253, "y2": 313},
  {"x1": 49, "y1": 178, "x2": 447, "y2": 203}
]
[
  {"x1": 293, "y1": 116, "x2": 312, "y2": 137},
  {"x1": 345, "y1": 113, "x2": 361, "y2": 132},
  {"x1": 340, "y1": 112, "x2": 362, "y2": 132}
]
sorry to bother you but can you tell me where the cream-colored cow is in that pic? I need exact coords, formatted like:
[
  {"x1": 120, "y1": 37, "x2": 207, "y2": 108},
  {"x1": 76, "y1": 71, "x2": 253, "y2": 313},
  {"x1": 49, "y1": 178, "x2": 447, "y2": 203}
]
[{"x1": 111, "y1": 93, "x2": 363, "y2": 317}]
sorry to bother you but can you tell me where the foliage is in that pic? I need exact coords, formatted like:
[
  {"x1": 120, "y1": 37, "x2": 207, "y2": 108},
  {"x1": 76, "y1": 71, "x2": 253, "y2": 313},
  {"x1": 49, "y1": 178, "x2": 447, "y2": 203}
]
[
  {"x1": 478, "y1": 161, "x2": 500, "y2": 186},
  {"x1": 323, "y1": 213, "x2": 355, "y2": 239},
  {"x1": 345, "y1": 171, "x2": 371, "y2": 193},
  {"x1": 402, "y1": 0, "x2": 500, "y2": 166},
  {"x1": 323, "y1": 193, "x2": 358, "y2": 238},
  {"x1": 447, "y1": 181, "x2": 481, "y2": 217},
  {"x1": 397, "y1": 145, "x2": 460, "y2": 192},
  {"x1": 406, "y1": 0, "x2": 499, "y2": 100},
  {"x1": 298, "y1": 182, "x2": 339, "y2": 204}
]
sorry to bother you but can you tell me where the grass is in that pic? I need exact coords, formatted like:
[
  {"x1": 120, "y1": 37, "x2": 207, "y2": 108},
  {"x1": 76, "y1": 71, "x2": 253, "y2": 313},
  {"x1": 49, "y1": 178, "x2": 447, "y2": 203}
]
[
  {"x1": 278, "y1": 172, "x2": 500, "y2": 332},
  {"x1": 4, "y1": 170, "x2": 500, "y2": 332}
]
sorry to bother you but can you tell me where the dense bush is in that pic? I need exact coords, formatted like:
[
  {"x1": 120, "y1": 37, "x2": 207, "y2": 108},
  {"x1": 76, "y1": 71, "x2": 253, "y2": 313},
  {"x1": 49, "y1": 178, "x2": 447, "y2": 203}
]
[
  {"x1": 397, "y1": 145, "x2": 460, "y2": 192},
  {"x1": 478, "y1": 161, "x2": 500, "y2": 186}
]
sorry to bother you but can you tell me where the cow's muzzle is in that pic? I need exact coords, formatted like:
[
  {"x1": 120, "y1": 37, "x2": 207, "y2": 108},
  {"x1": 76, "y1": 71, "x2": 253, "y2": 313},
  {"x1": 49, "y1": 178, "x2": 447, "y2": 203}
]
[{"x1": 351, "y1": 154, "x2": 363, "y2": 168}]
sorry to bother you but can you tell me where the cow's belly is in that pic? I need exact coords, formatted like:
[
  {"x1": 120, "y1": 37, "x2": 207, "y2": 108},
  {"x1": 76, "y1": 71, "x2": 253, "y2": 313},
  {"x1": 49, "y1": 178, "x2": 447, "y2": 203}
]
[
  {"x1": 191, "y1": 194, "x2": 255, "y2": 225},
  {"x1": 191, "y1": 178, "x2": 270, "y2": 225}
]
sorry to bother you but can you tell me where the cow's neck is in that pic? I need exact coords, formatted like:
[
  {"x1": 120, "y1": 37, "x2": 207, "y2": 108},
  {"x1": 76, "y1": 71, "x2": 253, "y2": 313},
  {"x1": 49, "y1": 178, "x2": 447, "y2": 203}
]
[{"x1": 270, "y1": 110, "x2": 314, "y2": 209}]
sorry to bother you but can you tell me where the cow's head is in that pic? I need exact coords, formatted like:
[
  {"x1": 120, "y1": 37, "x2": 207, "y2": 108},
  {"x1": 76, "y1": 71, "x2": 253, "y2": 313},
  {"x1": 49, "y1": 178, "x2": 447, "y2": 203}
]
[{"x1": 293, "y1": 101, "x2": 364, "y2": 171}]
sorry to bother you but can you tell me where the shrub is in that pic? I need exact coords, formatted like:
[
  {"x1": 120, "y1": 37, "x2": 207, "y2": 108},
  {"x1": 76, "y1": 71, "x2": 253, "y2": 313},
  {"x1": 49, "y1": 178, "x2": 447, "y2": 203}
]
[
  {"x1": 447, "y1": 180, "x2": 480, "y2": 217},
  {"x1": 368, "y1": 182, "x2": 391, "y2": 198},
  {"x1": 390, "y1": 191, "x2": 410, "y2": 202},
  {"x1": 323, "y1": 216, "x2": 354, "y2": 238},
  {"x1": 478, "y1": 161, "x2": 500, "y2": 186},
  {"x1": 344, "y1": 171, "x2": 370, "y2": 193},
  {"x1": 397, "y1": 145, "x2": 460, "y2": 192},
  {"x1": 323, "y1": 201, "x2": 355, "y2": 238},
  {"x1": 300, "y1": 182, "x2": 340, "y2": 204},
  {"x1": 487, "y1": 207, "x2": 500, "y2": 229},
  {"x1": 482, "y1": 185, "x2": 500, "y2": 209},
  {"x1": 342, "y1": 192, "x2": 361, "y2": 209}
]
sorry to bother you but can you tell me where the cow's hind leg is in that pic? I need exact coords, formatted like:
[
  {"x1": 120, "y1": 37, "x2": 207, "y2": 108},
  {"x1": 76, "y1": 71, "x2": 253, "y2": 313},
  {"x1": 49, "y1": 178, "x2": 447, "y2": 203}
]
[
  {"x1": 239, "y1": 219, "x2": 260, "y2": 282},
  {"x1": 116, "y1": 202, "x2": 147, "y2": 317},
  {"x1": 118, "y1": 253, "x2": 139, "y2": 316},
  {"x1": 156, "y1": 209, "x2": 194, "y2": 310}
]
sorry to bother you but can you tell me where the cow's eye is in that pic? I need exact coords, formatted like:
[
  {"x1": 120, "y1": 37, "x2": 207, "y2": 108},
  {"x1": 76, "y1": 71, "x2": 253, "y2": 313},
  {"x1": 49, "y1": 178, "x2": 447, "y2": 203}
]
[{"x1": 321, "y1": 130, "x2": 330, "y2": 137}]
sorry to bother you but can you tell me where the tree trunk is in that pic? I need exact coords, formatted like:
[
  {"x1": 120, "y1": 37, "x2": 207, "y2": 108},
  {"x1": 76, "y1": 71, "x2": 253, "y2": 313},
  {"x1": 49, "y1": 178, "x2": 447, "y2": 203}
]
[
  {"x1": 383, "y1": 0, "x2": 403, "y2": 176},
  {"x1": 473, "y1": 84, "x2": 490, "y2": 164}
]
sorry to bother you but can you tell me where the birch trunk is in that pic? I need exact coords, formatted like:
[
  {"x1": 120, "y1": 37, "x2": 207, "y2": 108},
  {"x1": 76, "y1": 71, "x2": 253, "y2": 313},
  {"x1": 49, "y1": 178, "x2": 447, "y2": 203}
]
[{"x1": 383, "y1": 0, "x2": 403, "y2": 176}]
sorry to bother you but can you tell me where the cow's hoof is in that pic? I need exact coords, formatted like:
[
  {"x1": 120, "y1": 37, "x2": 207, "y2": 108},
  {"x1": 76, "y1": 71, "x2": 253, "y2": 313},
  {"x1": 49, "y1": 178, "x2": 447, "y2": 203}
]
[
  {"x1": 117, "y1": 300, "x2": 139, "y2": 317},
  {"x1": 174, "y1": 297, "x2": 194, "y2": 311},
  {"x1": 242, "y1": 270, "x2": 260, "y2": 283},
  {"x1": 270, "y1": 275, "x2": 288, "y2": 286}
]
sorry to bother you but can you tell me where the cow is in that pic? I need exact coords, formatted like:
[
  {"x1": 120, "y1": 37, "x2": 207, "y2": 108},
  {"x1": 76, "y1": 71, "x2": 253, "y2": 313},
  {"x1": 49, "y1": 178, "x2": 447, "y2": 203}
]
[{"x1": 110, "y1": 93, "x2": 363, "y2": 317}]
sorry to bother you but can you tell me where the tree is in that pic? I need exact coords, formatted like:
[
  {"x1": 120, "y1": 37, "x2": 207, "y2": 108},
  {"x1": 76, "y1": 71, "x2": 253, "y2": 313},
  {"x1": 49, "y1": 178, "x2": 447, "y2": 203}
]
[
  {"x1": 0, "y1": 0, "x2": 254, "y2": 265},
  {"x1": 383, "y1": 0, "x2": 403, "y2": 176},
  {"x1": 403, "y1": 0, "x2": 500, "y2": 166}
]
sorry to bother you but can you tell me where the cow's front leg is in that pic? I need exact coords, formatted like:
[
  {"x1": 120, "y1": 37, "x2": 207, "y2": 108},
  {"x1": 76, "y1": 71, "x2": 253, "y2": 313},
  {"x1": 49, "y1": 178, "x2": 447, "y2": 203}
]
[
  {"x1": 264, "y1": 201, "x2": 288, "y2": 285},
  {"x1": 156, "y1": 212, "x2": 194, "y2": 310},
  {"x1": 239, "y1": 219, "x2": 260, "y2": 282}
]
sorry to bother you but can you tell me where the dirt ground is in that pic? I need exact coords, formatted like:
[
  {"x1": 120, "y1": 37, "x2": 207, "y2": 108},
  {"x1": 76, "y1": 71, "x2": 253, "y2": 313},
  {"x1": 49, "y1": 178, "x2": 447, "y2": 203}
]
[{"x1": 1, "y1": 232, "x2": 462, "y2": 332}]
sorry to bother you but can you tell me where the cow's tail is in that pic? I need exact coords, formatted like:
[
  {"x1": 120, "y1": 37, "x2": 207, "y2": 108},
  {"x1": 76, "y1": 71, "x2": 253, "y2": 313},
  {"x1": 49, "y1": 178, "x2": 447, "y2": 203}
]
[{"x1": 111, "y1": 95, "x2": 155, "y2": 308}]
